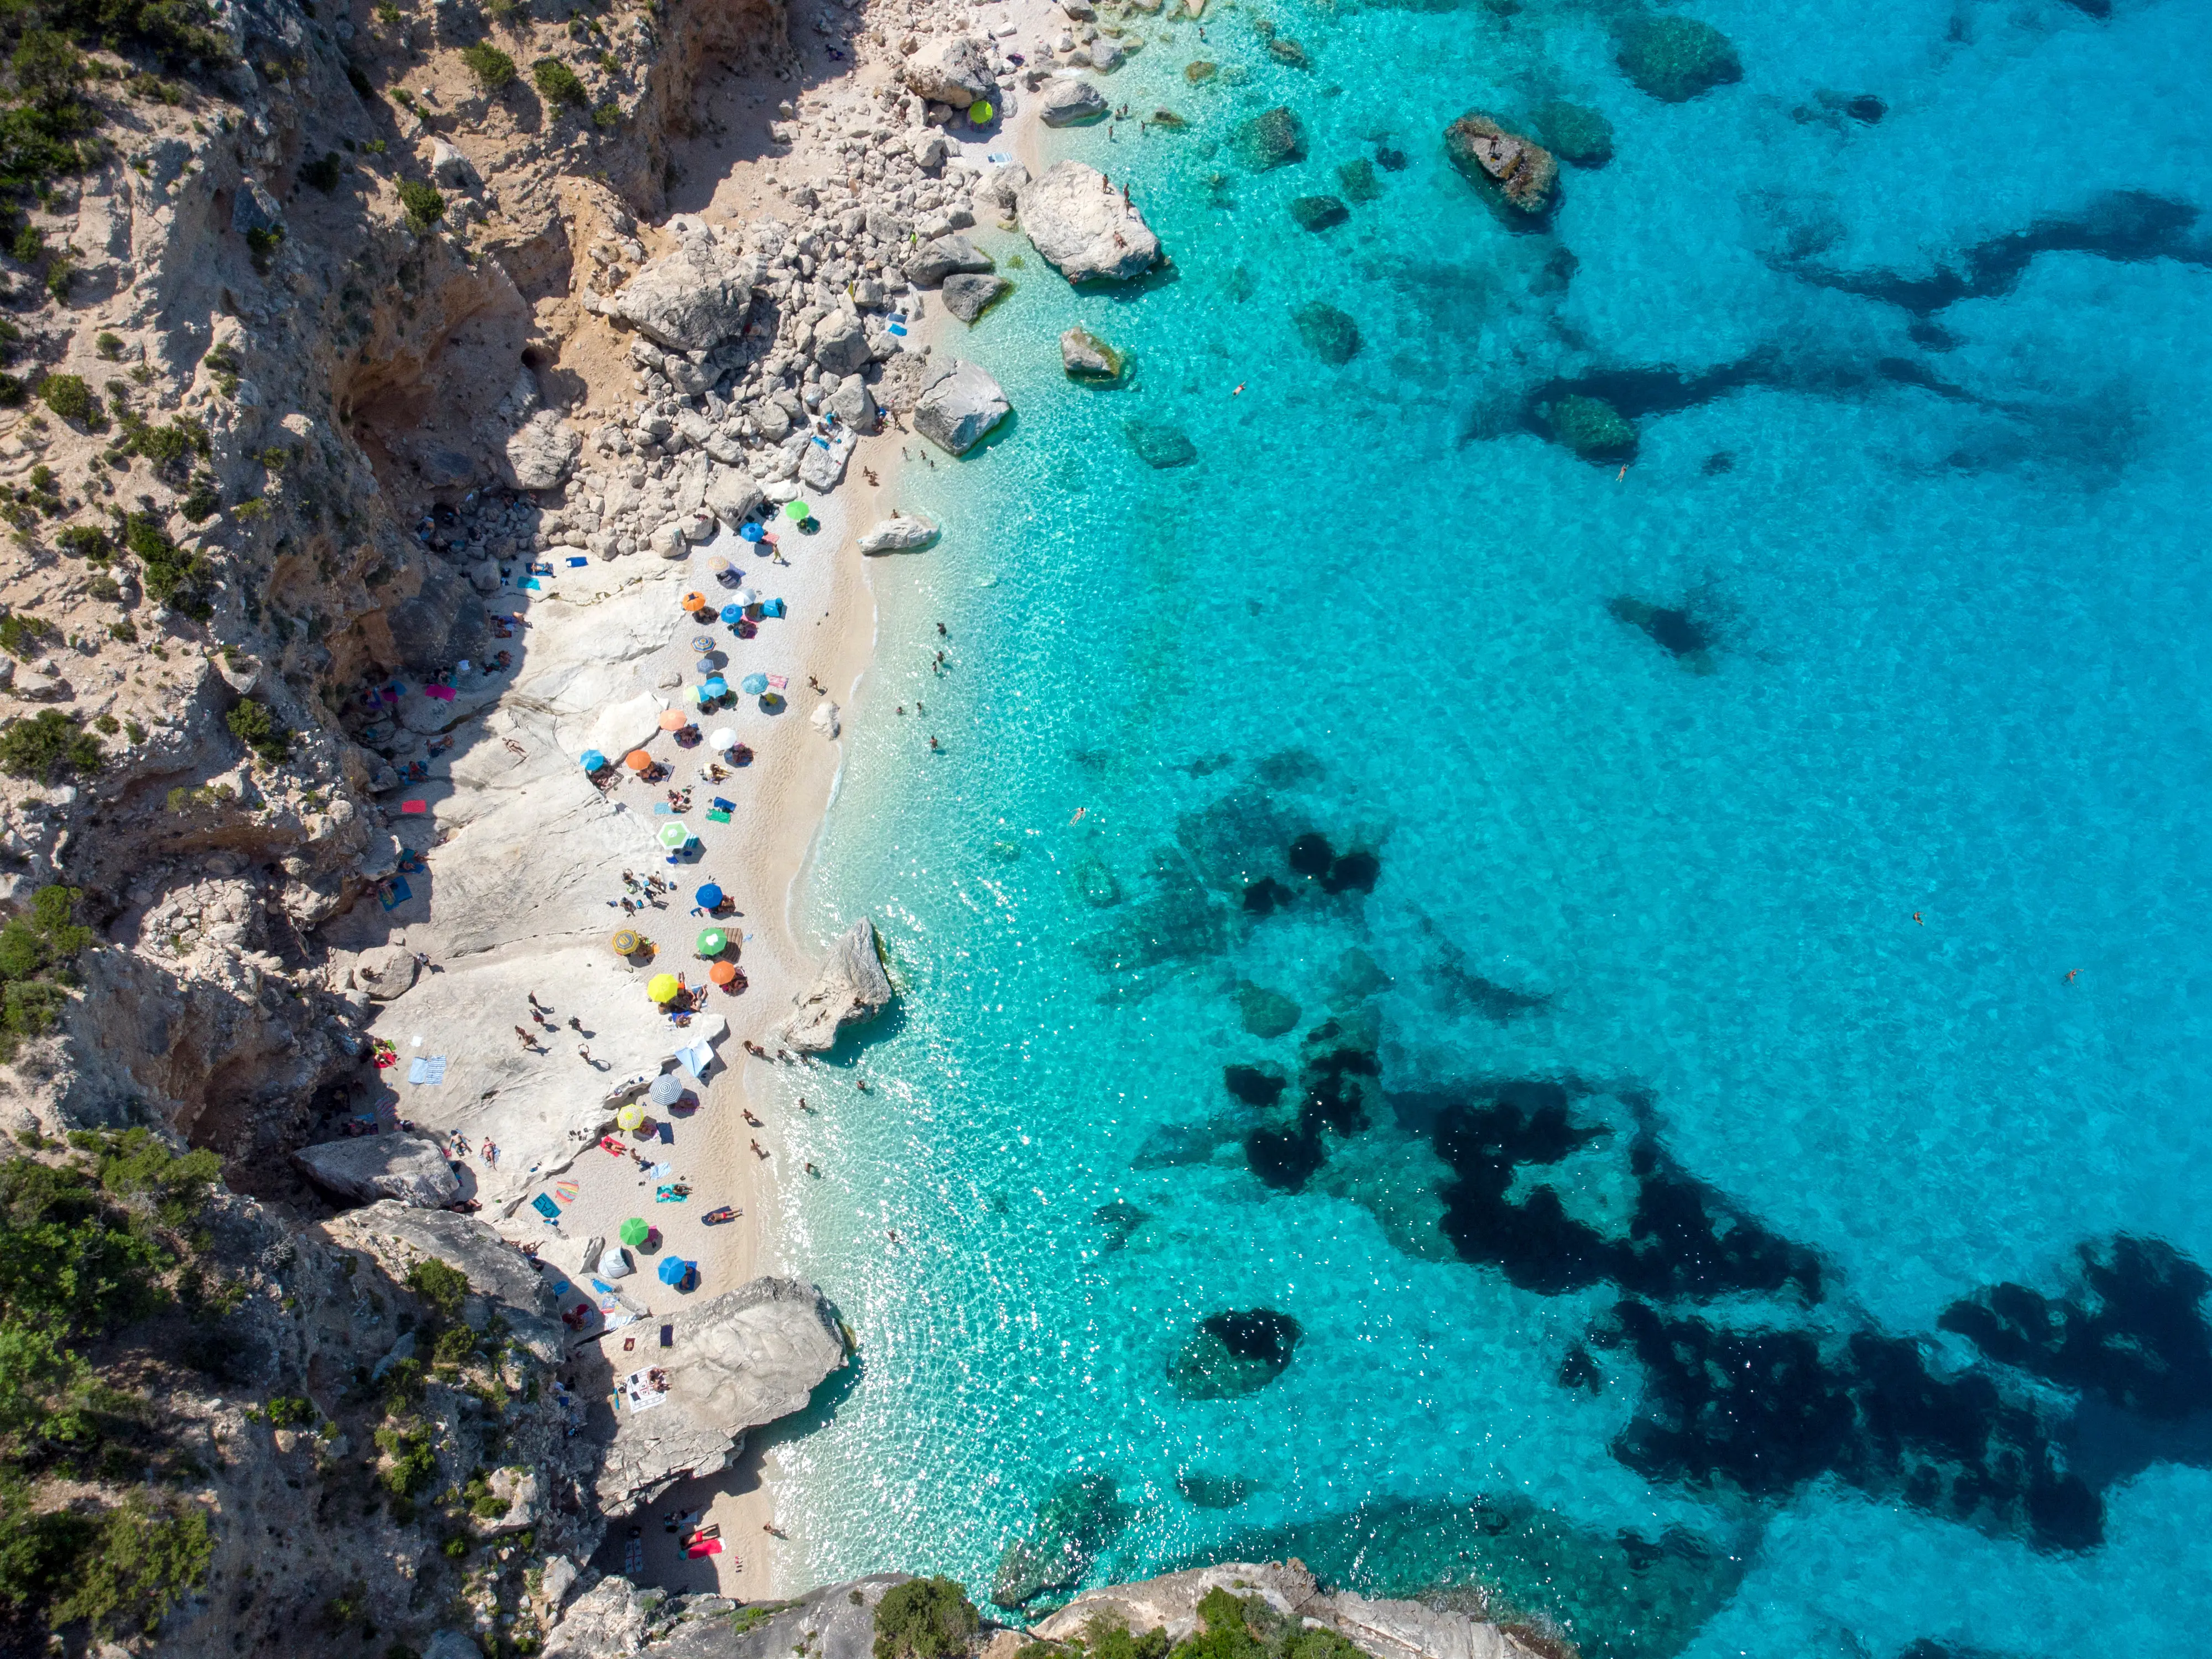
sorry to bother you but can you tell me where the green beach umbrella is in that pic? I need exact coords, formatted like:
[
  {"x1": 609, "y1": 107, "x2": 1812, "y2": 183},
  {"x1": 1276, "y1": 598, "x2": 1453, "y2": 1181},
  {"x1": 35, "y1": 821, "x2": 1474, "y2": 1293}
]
[
  {"x1": 619, "y1": 1217, "x2": 649, "y2": 1248},
  {"x1": 784, "y1": 499, "x2": 811, "y2": 522},
  {"x1": 658, "y1": 821, "x2": 691, "y2": 849},
  {"x1": 696, "y1": 928, "x2": 727, "y2": 956},
  {"x1": 968, "y1": 99, "x2": 994, "y2": 124}
]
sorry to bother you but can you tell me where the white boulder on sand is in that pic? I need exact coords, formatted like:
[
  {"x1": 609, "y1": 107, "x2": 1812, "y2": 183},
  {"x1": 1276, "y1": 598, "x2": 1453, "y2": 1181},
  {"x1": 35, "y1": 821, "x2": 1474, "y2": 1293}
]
[
  {"x1": 1016, "y1": 160, "x2": 1161, "y2": 283},
  {"x1": 780, "y1": 917, "x2": 893, "y2": 1051},
  {"x1": 899, "y1": 35, "x2": 995, "y2": 107},
  {"x1": 611, "y1": 226, "x2": 757, "y2": 351},
  {"x1": 1040, "y1": 79, "x2": 1109, "y2": 126},
  {"x1": 294, "y1": 1134, "x2": 460, "y2": 1208},
  {"x1": 857, "y1": 513, "x2": 942, "y2": 554},
  {"x1": 594, "y1": 1277, "x2": 849, "y2": 1511},
  {"x1": 503, "y1": 409, "x2": 578, "y2": 491},
  {"x1": 913, "y1": 359, "x2": 1011, "y2": 456}
]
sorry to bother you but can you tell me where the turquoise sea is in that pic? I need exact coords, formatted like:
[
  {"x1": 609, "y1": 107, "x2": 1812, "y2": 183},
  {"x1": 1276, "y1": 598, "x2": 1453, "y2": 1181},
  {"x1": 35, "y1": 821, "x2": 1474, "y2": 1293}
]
[{"x1": 765, "y1": 1, "x2": 2212, "y2": 1654}]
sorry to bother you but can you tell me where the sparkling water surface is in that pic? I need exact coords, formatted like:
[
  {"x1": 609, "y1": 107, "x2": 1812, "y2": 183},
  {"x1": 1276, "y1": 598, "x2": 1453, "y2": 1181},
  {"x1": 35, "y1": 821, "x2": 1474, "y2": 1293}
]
[{"x1": 760, "y1": 0, "x2": 2212, "y2": 1653}]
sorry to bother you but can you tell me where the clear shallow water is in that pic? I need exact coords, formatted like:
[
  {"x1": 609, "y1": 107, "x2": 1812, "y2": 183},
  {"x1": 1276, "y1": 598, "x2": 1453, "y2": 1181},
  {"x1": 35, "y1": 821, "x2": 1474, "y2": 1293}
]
[{"x1": 763, "y1": 0, "x2": 2212, "y2": 1653}]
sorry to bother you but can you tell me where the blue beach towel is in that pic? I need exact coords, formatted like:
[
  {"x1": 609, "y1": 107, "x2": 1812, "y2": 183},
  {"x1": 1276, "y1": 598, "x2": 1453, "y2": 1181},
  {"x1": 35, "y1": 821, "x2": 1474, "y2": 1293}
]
[
  {"x1": 531, "y1": 1193, "x2": 561, "y2": 1222},
  {"x1": 407, "y1": 1056, "x2": 447, "y2": 1086}
]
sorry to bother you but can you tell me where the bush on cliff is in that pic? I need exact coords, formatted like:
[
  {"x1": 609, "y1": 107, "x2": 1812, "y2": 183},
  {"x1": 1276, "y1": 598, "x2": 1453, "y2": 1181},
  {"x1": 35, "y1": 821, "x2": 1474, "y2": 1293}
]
[
  {"x1": 0, "y1": 709, "x2": 101, "y2": 782},
  {"x1": 531, "y1": 55, "x2": 585, "y2": 107},
  {"x1": 874, "y1": 1578, "x2": 979, "y2": 1659}
]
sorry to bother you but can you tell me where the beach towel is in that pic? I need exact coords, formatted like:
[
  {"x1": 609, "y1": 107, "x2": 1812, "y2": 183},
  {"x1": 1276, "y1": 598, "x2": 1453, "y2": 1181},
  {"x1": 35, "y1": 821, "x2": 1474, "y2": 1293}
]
[
  {"x1": 767, "y1": 674, "x2": 787, "y2": 690},
  {"x1": 655, "y1": 1185, "x2": 687, "y2": 1203},
  {"x1": 531, "y1": 1194, "x2": 562, "y2": 1222},
  {"x1": 648, "y1": 1162, "x2": 673, "y2": 1180},
  {"x1": 521, "y1": 577, "x2": 542, "y2": 591},
  {"x1": 379, "y1": 877, "x2": 412, "y2": 911},
  {"x1": 652, "y1": 802, "x2": 674, "y2": 815},
  {"x1": 660, "y1": 1323, "x2": 674, "y2": 1348},
  {"x1": 686, "y1": 1539, "x2": 724, "y2": 1558},
  {"x1": 554, "y1": 1179, "x2": 581, "y2": 1203},
  {"x1": 424, "y1": 684, "x2": 457, "y2": 702},
  {"x1": 567, "y1": 556, "x2": 588, "y2": 567},
  {"x1": 406, "y1": 1056, "x2": 447, "y2": 1086},
  {"x1": 624, "y1": 1537, "x2": 645, "y2": 1576},
  {"x1": 705, "y1": 809, "x2": 731, "y2": 825},
  {"x1": 658, "y1": 1121, "x2": 675, "y2": 1144}
]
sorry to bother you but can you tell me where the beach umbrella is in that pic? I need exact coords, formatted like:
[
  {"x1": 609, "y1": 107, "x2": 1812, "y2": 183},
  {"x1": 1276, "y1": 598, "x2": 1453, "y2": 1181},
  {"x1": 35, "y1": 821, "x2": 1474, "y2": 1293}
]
[
  {"x1": 719, "y1": 603, "x2": 745, "y2": 625},
  {"x1": 619, "y1": 1217, "x2": 650, "y2": 1247},
  {"x1": 784, "y1": 500, "x2": 810, "y2": 523},
  {"x1": 731, "y1": 588, "x2": 759, "y2": 607},
  {"x1": 648, "y1": 973, "x2": 681, "y2": 1003},
  {"x1": 658, "y1": 821, "x2": 692, "y2": 850},
  {"x1": 611, "y1": 928, "x2": 642, "y2": 956},
  {"x1": 691, "y1": 634, "x2": 717, "y2": 654},
  {"x1": 695, "y1": 883, "x2": 724, "y2": 909},
  {"x1": 707, "y1": 727, "x2": 738, "y2": 751},
  {"x1": 615, "y1": 1101, "x2": 645, "y2": 1131},
  {"x1": 647, "y1": 1073, "x2": 684, "y2": 1108},
  {"x1": 681, "y1": 590, "x2": 707, "y2": 612},
  {"x1": 740, "y1": 672, "x2": 769, "y2": 696},
  {"x1": 657, "y1": 1255, "x2": 691, "y2": 1287},
  {"x1": 656, "y1": 709, "x2": 687, "y2": 731},
  {"x1": 708, "y1": 961, "x2": 738, "y2": 985},
  {"x1": 581, "y1": 749, "x2": 608, "y2": 773},
  {"x1": 696, "y1": 928, "x2": 726, "y2": 956},
  {"x1": 738, "y1": 523, "x2": 765, "y2": 542},
  {"x1": 624, "y1": 750, "x2": 653, "y2": 772},
  {"x1": 703, "y1": 677, "x2": 730, "y2": 700},
  {"x1": 969, "y1": 98, "x2": 994, "y2": 124}
]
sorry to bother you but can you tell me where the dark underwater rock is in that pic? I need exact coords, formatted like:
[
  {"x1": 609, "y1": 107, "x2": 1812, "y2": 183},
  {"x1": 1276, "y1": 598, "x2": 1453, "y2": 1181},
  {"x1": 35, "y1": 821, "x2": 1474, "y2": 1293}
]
[
  {"x1": 1169, "y1": 1309, "x2": 1304, "y2": 1399},
  {"x1": 1125, "y1": 421, "x2": 1198, "y2": 468},
  {"x1": 1237, "y1": 982, "x2": 1301, "y2": 1039},
  {"x1": 1175, "y1": 1471, "x2": 1252, "y2": 1509},
  {"x1": 1091, "y1": 1198, "x2": 1147, "y2": 1251},
  {"x1": 1289, "y1": 194, "x2": 1350, "y2": 231},
  {"x1": 1185, "y1": 59, "x2": 1217, "y2": 82},
  {"x1": 1614, "y1": 14, "x2": 1743, "y2": 103},
  {"x1": 1224, "y1": 1063, "x2": 1287, "y2": 1106},
  {"x1": 1293, "y1": 302, "x2": 1362, "y2": 364},
  {"x1": 1335, "y1": 157, "x2": 1380, "y2": 202},
  {"x1": 1533, "y1": 99, "x2": 1615, "y2": 167},
  {"x1": 1608, "y1": 596, "x2": 1716, "y2": 671},
  {"x1": 992, "y1": 1472, "x2": 1127, "y2": 1607},
  {"x1": 1443, "y1": 110, "x2": 1559, "y2": 219},
  {"x1": 1542, "y1": 393, "x2": 1637, "y2": 461},
  {"x1": 1233, "y1": 105, "x2": 1307, "y2": 171}
]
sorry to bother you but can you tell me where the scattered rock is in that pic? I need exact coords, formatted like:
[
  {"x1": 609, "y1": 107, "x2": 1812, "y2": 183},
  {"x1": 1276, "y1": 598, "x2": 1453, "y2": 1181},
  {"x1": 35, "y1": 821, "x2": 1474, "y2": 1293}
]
[
  {"x1": 231, "y1": 178, "x2": 282, "y2": 238},
  {"x1": 941, "y1": 272, "x2": 1012, "y2": 323},
  {"x1": 913, "y1": 358, "x2": 1012, "y2": 456},
  {"x1": 503, "y1": 409, "x2": 578, "y2": 491},
  {"x1": 1292, "y1": 302, "x2": 1361, "y2": 364},
  {"x1": 810, "y1": 698, "x2": 841, "y2": 739},
  {"x1": 1232, "y1": 105, "x2": 1307, "y2": 171},
  {"x1": 1040, "y1": 78, "x2": 1109, "y2": 126},
  {"x1": 857, "y1": 514, "x2": 941, "y2": 555},
  {"x1": 1185, "y1": 60, "x2": 1217, "y2": 82},
  {"x1": 904, "y1": 233, "x2": 995, "y2": 288},
  {"x1": 1016, "y1": 159, "x2": 1160, "y2": 282},
  {"x1": 780, "y1": 917, "x2": 894, "y2": 1051},
  {"x1": 1266, "y1": 35, "x2": 1311, "y2": 69},
  {"x1": 1124, "y1": 420, "x2": 1196, "y2": 468},
  {"x1": 1288, "y1": 194, "x2": 1349, "y2": 231},
  {"x1": 705, "y1": 469, "x2": 764, "y2": 528},
  {"x1": 293, "y1": 1134, "x2": 461, "y2": 1208},
  {"x1": 1060, "y1": 326, "x2": 1125, "y2": 384},
  {"x1": 429, "y1": 139, "x2": 475, "y2": 187},
  {"x1": 1543, "y1": 393, "x2": 1637, "y2": 461},
  {"x1": 826, "y1": 374, "x2": 878, "y2": 431},
  {"x1": 1614, "y1": 14, "x2": 1743, "y2": 102},
  {"x1": 610, "y1": 228, "x2": 756, "y2": 351},
  {"x1": 900, "y1": 35, "x2": 997, "y2": 106},
  {"x1": 1533, "y1": 100, "x2": 1615, "y2": 166},
  {"x1": 1237, "y1": 983, "x2": 1301, "y2": 1038},
  {"x1": 811, "y1": 309, "x2": 874, "y2": 376},
  {"x1": 1443, "y1": 111, "x2": 1560, "y2": 219}
]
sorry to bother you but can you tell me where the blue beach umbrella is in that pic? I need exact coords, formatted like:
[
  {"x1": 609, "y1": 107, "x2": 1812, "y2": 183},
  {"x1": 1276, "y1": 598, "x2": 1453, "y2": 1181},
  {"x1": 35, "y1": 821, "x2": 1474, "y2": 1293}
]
[
  {"x1": 703, "y1": 677, "x2": 731, "y2": 699},
  {"x1": 580, "y1": 749, "x2": 608, "y2": 772},
  {"x1": 738, "y1": 523, "x2": 765, "y2": 542},
  {"x1": 657, "y1": 1256, "x2": 691, "y2": 1287},
  {"x1": 695, "y1": 884, "x2": 723, "y2": 909},
  {"x1": 647, "y1": 1073, "x2": 684, "y2": 1108},
  {"x1": 719, "y1": 603, "x2": 745, "y2": 624},
  {"x1": 740, "y1": 672, "x2": 769, "y2": 695}
]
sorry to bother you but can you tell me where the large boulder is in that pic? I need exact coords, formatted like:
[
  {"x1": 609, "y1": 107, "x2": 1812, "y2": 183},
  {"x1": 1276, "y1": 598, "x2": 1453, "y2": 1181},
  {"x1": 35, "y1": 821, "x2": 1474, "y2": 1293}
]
[
  {"x1": 1061, "y1": 326, "x2": 1125, "y2": 383},
  {"x1": 899, "y1": 34, "x2": 995, "y2": 106},
  {"x1": 705, "y1": 468, "x2": 764, "y2": 528},
  {"x1": 1614, "y1": 14, "x2": 1743, "y2": 102},
  {"x1": 903, "y1": 233, "x2": 995, "y2": 288},
  {"x1": 1232, "y1": 105, "x2": 1307, "y2": 171},
  {"x1": 1532, "y1": 99, "x2": 1615, "y2": 166},
  {"x1": 503, "y1": 408, "x2": 578, "y2": 490},
  {"x1": 1443, "y1": 112, "x2": 1559, "y2": 218},
  {"x1": 293, "y1": 1134, "x2": 460, "y2": 1208},
  {"x1": 1016, "y1": 160, "x2": 1160, "y2": 283},
  {"x1": 857, "y1": 513, "x2": 942, "y2": 555},
  {"x1": 1293, "y1": 302, "x2": 1361, "y2": 364},
  {"x1": 609, "y1": 228, "x2": 756, "y2": 352},
  {"x1": 593, "y1": 1276, "x2": 848, "y2": 1512},
  {"x1": 780, "y1": 916, "x2": 894, "y2": 1051},
  {"x1": 811, "y1": 309, "x2": 873, "y2": 376},
  {"x1": 941, "y1": 272, "x2": 1011, "y2": 323},
  {"x1": 912, "y1": 358, "x2": 1011, "y2": 457},
  {"x1": 1040, "y1": 77, "x2": 1109, "y2": 126}
]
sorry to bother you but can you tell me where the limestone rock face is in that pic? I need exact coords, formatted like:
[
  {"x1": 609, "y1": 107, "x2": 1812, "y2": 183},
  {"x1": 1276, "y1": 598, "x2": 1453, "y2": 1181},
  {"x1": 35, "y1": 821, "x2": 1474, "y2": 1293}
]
[
  {"x1": 1443, "y1": 112, "x2": 1559, "y2": 217},
  {"x1": 941, "y1": 271, "x2": 1011, "y2": 323},
  {"x1": 780, "y1": 917, "x2": 893, "y2": 1050},
  {"x1": 904, "y1": 232, "x2": 995, "y2": 288},
  {"x1": 912, "y1": 358, "x2": 1011, "y2": 456},
  {"x1": 293, "y1": 1133, "x2": 460, "y2": 1208},
  {"x1": 1040, "y1": 77, "x2": 1109, "y2": 126},
  {"x1": 1016, "y1": 160, "x2": 1160, "y2": 282},
  {"x1": 319, "y1": 1201, "x2": 570, "y2": 1362},
  {"x1": 899, "y1": 34, "x2": 995, "y2": 106},
  {"x1": 1061, "y1": 326, "x2": 1125, "y2": 383},
  {"x1": 549, "y1": 1575, "x2": 910, "y2": 1659},
  {"x1": 611, "y1": 229, "x2": 757, "y2": 352},
  {"x1": 857, "y1": 513, "x2": 941, "y2": 555},
  {"x1": 504, "y1": 408, "x2": 578, "y2": 491},
  {"x1": 593, "y1": 1276, "x2": 848, "y2": 1512}
]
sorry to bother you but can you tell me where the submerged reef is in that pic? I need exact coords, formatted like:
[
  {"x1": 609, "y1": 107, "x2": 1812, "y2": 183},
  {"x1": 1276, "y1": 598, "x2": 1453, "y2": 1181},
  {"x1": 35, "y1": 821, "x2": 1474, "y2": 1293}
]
[{"x1": 1170, "y1": 1308, "x2": 1306, "y2": 1399}]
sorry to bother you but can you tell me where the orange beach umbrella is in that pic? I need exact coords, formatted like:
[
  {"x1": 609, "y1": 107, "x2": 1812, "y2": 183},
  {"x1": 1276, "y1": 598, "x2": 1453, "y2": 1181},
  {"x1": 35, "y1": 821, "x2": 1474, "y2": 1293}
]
[
  {"x1": 624, "y1": 749, "x2": 653, "y2": 771},
  {"x1": 656, "y1": 709, "x2": 687, "y2": 731}
]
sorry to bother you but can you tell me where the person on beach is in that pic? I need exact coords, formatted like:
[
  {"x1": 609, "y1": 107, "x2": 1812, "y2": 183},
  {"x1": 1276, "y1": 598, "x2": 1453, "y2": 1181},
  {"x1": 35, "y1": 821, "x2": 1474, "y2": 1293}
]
[
  {"x1": 577, "y1": 1044, "x2": 592, "y2": 1064},
  {"x1": 805, "y1": 1162, "x2": 821, "y2": 1177},
  {"x1": 749, "y1": 1139, "x2": 768, "y2": 1159},
  {"x1": 928, "y1": 736, "x2": 941, "y2": 752},
  {"x1": 937, "y1": 622, "x2": 947, "y2": 637},
  {"x1": 515, "y1": 1026, "x2": 538, "y2": 1050},
  {"x1": 568, "y1": 1016, "x2": 583, "y2": 1032}
]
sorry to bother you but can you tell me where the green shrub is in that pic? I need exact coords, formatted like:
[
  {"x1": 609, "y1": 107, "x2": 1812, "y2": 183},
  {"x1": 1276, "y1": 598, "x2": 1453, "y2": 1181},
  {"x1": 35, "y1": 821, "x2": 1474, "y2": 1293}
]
[
  {"x1": 55, "y1": 523, "x2": 109, "y2": 560},
  {"x1": 300, "y1": 150, "x2": 341, "y2": 192},
  {"x1": 107, "y1": 620, "x2": 135, "y2": 644},
  {"x1": 225, "y1": 697, "x2": 288, "y2": 765},
  {"x1": 90, "y1": 711, "x2": 116, "y2": 733},
  {"x1": 92, "y1": 330, "x2": 122, "y2": 358},
  {"x1": 244, "y1": 223, "x2": 281, "y2": 272},
  {"x1": 406, "y1": 1258, "x2": 468, "y2": 1322},
  {"x1": 373, "y1": 1421, "x2": 435, "y2": 1496},
  {"x1": 0, "y1": 710, "x2": 99, "y2": 781},
  {"x1": 592, "y1": 101, "x2": 618, "y2": 129},
  {"x1": 430, "y1": 1324, "x2": 476, "y2": 1369},
  {"x1": 531, "y1": 56, "x2": 585, "y2": 106},
  {"x1": 461, "y1": 41, "x2": 515, "y2": 87},
  {"x1": 45, "y1": 1494, "x2": 213, "y2": 1636},
  {"x1": 264, "y1": 1395, "x2": 316, "y2": 1428},
  {"x1": 125, "y1": 513, "x2": 209, "y2": 617},
  {"x1": 397, "y1": 178, "x2": 443, "y2": 231},
  {"x1": 873, "y1": 1578, "x2": 979, "y2": 1659},
  {"x1": 0, "y1": 611, "x2": 48, "y2": 657},
  {"x1": 36, "y1": 373, "x2": 94, "y2": 424}
]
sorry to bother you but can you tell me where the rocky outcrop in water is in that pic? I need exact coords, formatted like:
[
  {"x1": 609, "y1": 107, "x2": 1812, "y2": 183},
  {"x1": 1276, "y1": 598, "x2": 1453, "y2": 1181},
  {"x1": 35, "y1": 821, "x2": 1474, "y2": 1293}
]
[
  {"x1": 1233, "y1": 106, "x2": 1309, "y2": 171},
  {"x1": 1293, "y1": 303, "x2": 1363, "y2": 364},
  {"x1": 942, "y1": 272, "x2": 1014, "y2": 323},
  {"x1": 1614, "y1": 14, "x2": 1744, "y2": 102},
  {"x1": 859, "y1": 514, "x2": 944, "y2": 555},
  {"x1": 914, "y1": 359, "x2": 1014, "y2": 456},
  {"x1": 1018, "y1": 160, "x2": 1162, "y2": 283},
  {"x1": 1061, "y1": 327, "x2": 1127, "y2": 383},
  {"x1": 1444, "y1": 112, "x2": 1561, "y2": 219},
  {"x1": 781, "y1": 917, "x2": 895, "y2": 1051},
  {"x1": 1041, "y1": 78, "x2": 1110, "y2": 126}
]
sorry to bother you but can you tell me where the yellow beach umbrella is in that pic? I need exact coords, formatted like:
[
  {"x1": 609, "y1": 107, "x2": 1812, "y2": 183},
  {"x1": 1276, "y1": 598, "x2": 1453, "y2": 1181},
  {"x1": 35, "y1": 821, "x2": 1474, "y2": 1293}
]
[
  {"x1": 647, "y1": 973, "x2": 681, "y2": 1003},
  {"x1": 615, "y1": 1101, "x2": 645, "y2": 1131},
  {"x1": 611, "y1": 928, "x2": 642, "y2": 956}
]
